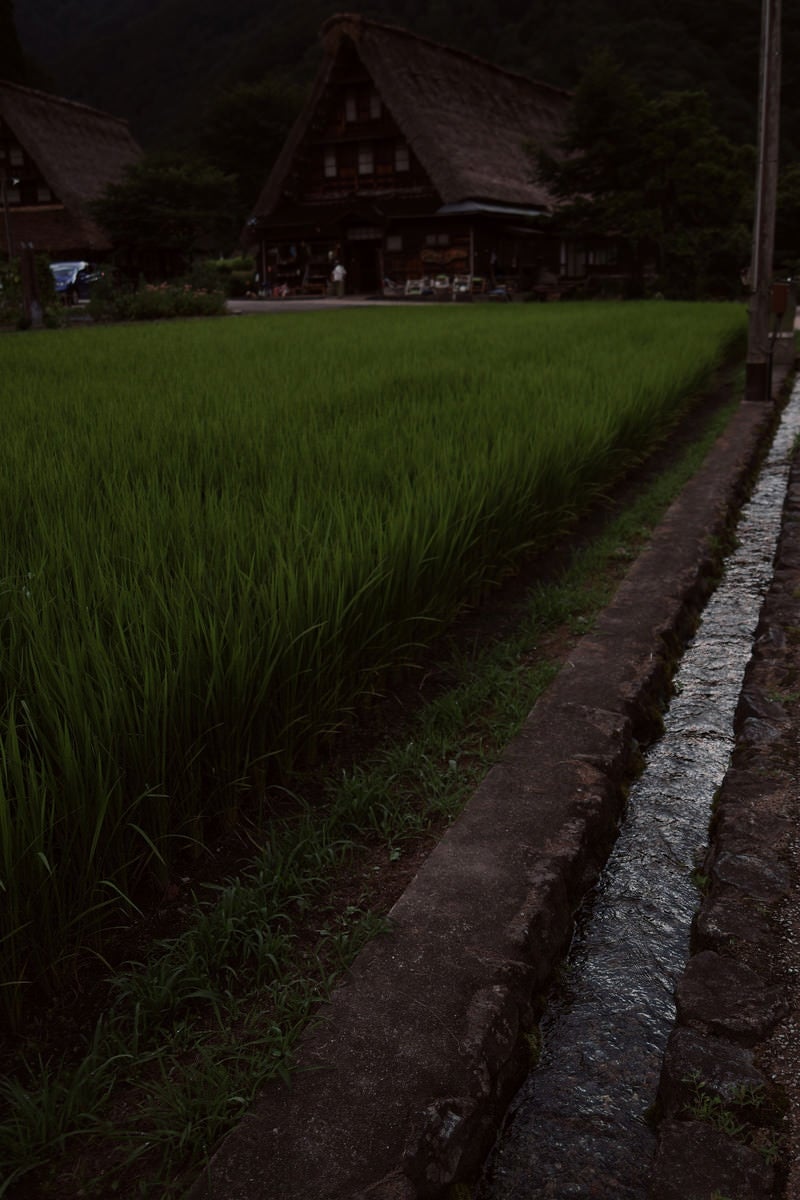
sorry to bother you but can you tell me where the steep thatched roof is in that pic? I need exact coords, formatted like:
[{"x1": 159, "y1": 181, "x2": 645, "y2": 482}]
[
  {"x1": 252, "y1": 14, "x2": 571, "y2": 224},
  {"x1": 0, "y1": 79, "x2": 142, "y2": 252}
]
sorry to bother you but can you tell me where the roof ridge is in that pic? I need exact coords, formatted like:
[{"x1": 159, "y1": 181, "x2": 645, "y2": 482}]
[
  {"x1": 0, "y1": 77, "x2": 133, "y2": 128},
  {"x1": 321, "y1": 12, "x2": 573, "y2": 100}
]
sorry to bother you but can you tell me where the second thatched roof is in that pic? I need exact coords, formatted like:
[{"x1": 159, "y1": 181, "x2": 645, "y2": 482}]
[
  {"x1": 252, "y1": 14, "x2": 571, "y2": 223},
  {"x1": 0, "y1": 79, "x2": 142, "y2": 252}
]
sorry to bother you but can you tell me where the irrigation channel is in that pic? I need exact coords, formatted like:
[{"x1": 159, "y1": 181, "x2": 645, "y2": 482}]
[{"x1": 478, "y1": 381, "x2": 800, "y2": 1200}]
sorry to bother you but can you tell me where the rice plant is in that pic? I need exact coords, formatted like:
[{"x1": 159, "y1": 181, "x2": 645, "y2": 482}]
[
  {"x1": 0, "y1": 301, "x2": 745, "y2": 1021},
  {"x1": 0, "y1": 370, "x2": 740, "y2": 1198}
]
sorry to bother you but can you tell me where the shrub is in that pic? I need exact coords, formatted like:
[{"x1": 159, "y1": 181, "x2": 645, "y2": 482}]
[
  {"x1": 194, "y1": 256, "x2": 257, "y2": 298},
  {"x1": 89, "y1": 278, "x2": 227, "y2": 322}
]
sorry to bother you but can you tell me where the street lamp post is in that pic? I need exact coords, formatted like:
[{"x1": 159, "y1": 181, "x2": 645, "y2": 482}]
[{"x1": 745, "y1": 0, "x2": 782, "y2": 403}]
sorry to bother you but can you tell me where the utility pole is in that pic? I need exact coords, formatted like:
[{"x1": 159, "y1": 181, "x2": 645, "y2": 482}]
[
  {"x1": 1, "y1": 171, "x2": 17, "y2": 259},
  {"x1": 20, "y1": 242, "x2": 43, "y2": 329},
  {"x1": 745, "y1": 0, "x2": 782, "y2": 403}
]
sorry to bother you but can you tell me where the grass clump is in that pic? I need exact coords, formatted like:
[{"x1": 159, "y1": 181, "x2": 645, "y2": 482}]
[
  {"x1": 87, "y1": 278, "x2": 227, "y2": 321},
  {"x1": 682, "y1": 1072, "x2": 783, "y2": 1167}
]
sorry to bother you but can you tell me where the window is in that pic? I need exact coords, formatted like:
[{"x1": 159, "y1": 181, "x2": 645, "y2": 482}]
[
  {"x1": 347, "y1": 225, "x2": 383, "y2": 241},
  {"x1": 586, "y1": 244, "x2": 618, "y2": 267},
  {"x1": 386, "y1": 235, "x2": 402, "y2": 252},
  {"x1": 6, "y1": 185, "x2": 20, "y2": 204},
  {"x1": 358, "y1": 143, "x2": 374, "y2": 175},
  {"x1": 394, "y1": 141, "x2": 410, "y2": 172},
  {"x1": 345, "y1": 92, "x2": 357, "y2": 122},
  {"x1": 425, "y1": 233, "x2": 450, "y2": 247},
  {"x1": 324, "y1": 147, "x2": 337, "y2": 178},
  {"x1": 9, "y1": 145, "x2": 23, "y2": 166},
  {"x1": 36, "y1": 184, "x2": 53, "y2": 203},
  {"x1": 369, "y1": 91, "x2": 382, "y2": 119},
  {"x1": 560, "y1": 240, "x2": 586, "y2": 277}
]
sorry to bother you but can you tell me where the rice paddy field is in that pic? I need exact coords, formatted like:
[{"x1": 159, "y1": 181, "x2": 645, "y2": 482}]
[{"x1": 1, "y1": 300, "x2": 745, "y2": 1025}]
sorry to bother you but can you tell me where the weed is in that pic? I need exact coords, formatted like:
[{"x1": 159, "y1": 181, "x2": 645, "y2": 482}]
[
  {"x1": 691, "y1": 870, "x2": 711, "y2": 894},
  {"x1": 523, "y1": 1028, "x2": 542, "y2": 1067},
  {"x1": 757, "y1": 1133, "x2": 782, "y2": 1166},
  {"x1": 687, "y1": 1089, "x2": 747, "y2": 1138},
  {"x1": 682, "y1": 1073, "x2": 782, "y2": 1166}
]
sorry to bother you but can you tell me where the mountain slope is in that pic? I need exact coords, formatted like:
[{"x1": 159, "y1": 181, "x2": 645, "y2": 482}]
[
  {"x1": 1, "y1": 0, "x2": 37, "y2": 83},
  {"x1": 12, "y1": 0, "x2": 800, "y2": 157}
]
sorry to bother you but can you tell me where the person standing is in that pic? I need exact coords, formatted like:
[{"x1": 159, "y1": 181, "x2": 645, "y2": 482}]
[{"x1": 331, "y1": 261, "x2": 346, "y2": 297}]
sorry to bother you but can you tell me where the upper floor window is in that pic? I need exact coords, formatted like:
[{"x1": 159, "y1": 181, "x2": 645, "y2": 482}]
[
  {"x1": 36, "y1": 184, "x2": 53, "y2": 203},
  {"x1": 324, "y1": 147, "x2": 337, "y2": 178},
  {"x1": 345, "y1": 92, "x2": 357, "y2": 122},
  {"x1": 358, "y1": 143, "x2": 374, "y2": 175},
  {"x1": 394, "y1": 141, "x2": 410, "y2": 172},
  {"x1": 369, "y1": 91, "x2": 381, "y2": 119},
  {"x1": 9, "y1": 145, "x2": 23, "y2": 166}
]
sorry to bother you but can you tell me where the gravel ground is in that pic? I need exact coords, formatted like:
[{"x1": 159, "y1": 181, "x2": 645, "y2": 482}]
[
  {"x1": 756, "y1": 451, "x2": 800, "y2": 1198},
  {"x1": 651, "y1": 378, "x2": 800, "y2": 1198}
]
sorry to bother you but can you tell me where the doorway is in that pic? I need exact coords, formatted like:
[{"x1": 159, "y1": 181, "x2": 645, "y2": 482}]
[{"x1": 346, "y1": 240, "x2": 381, "y2": 294}]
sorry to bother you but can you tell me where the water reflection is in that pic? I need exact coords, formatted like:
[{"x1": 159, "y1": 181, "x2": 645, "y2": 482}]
[{"x1": 480, "y1": 386, "x2": 800, "y2": 1199}]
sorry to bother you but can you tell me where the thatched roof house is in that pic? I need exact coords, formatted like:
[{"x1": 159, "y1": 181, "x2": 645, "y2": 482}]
[
  {"x1": 248, "y1": 14, "x2": 580, "y2": 296},
  {"x1": 0, "y1": 79, "x2": 142, "y2": 259}
]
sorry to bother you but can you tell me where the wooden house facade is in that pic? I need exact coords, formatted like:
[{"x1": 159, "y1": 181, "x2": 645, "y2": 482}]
[
  {"x1": 247, "y1": 15, "x2": 622, "y2": 298},
  {"x1": 0, "y1": 80, "x2": 142, "y2": 261}
]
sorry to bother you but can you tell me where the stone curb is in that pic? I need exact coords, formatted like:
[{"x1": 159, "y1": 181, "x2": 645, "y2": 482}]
[
  {"x1": 188, "y1": 396, "x2": 777, "y2": 1200},
  {"x1": 650, "y1": 408, "x2": 800, "y2": 1198}
]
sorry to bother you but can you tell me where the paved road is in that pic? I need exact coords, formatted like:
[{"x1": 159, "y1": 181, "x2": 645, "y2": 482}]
[
  {"x1": 228, "y1": 296, "x2": 800, "y2": 317},
  {"x1": 226, "y1": 295, "x2": 414, "y2": 315}
]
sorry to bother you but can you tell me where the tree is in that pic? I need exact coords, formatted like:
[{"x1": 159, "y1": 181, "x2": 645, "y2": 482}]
[
  {"x1": 91, "y1": 155, "x2": 238, "y2": 276},
  {"x1": 193, "y1": 77, "x2": 303, "y2": 223},
  {"x1": 0, "y1": 0, "x2": 29, "y2": 81},
  {"x1": 775, "y1": 164, "x2": 800, "y2": 275},
  {"x1": 537, "y1": 52, "x2": 754, "y2": 297}
]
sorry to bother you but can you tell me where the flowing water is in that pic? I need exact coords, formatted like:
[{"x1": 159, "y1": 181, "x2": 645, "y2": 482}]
[{"x1": 479, "y1": 383, "x2": 800, "y2": 1200}]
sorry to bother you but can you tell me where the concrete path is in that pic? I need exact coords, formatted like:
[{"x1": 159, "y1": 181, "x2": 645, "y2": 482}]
[{"x1": 226, "y1": 295, "x2": 415, "y2": 315}]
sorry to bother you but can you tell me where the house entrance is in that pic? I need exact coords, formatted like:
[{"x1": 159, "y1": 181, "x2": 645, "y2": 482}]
[{"x1": 344, "y1": 228, "x2": 382, "y2": 294}]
